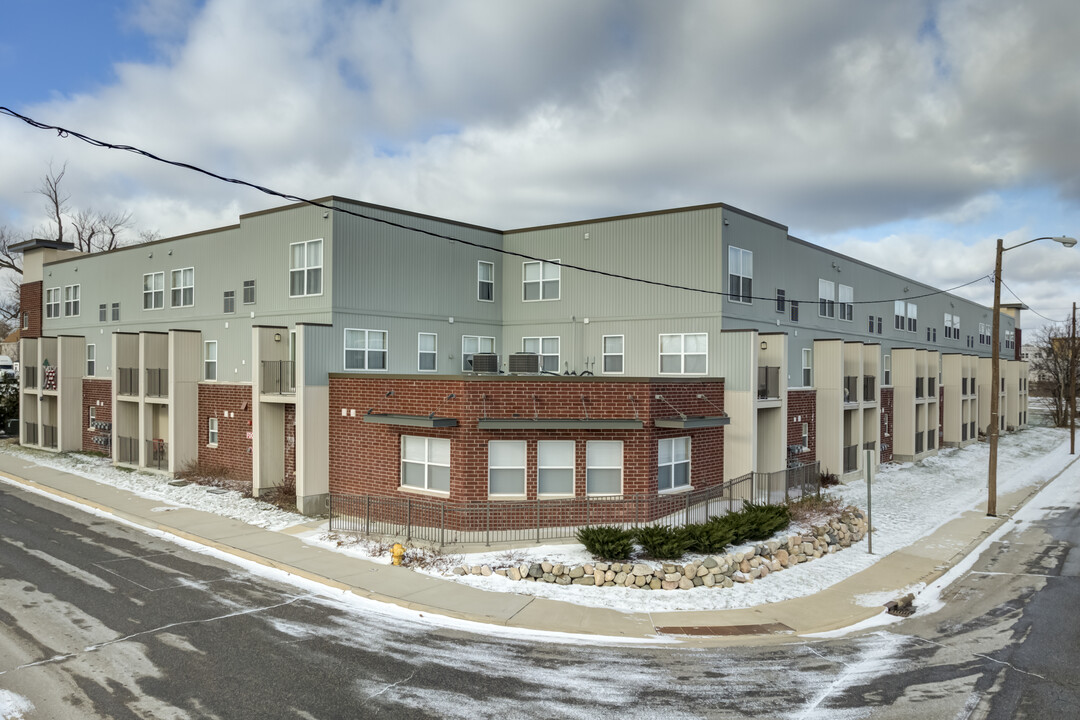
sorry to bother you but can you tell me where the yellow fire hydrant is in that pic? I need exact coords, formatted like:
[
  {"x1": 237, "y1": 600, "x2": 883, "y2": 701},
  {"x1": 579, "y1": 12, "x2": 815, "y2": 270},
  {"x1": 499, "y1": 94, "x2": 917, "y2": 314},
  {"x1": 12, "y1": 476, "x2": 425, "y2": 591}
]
[{"x1": 391, "y1": 543, "x2": 405, "y2": 566}]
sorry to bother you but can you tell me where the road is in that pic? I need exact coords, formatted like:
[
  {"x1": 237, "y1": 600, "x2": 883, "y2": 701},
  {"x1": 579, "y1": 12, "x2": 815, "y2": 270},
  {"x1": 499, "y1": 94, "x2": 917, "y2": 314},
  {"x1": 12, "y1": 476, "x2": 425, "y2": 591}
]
[{"x1": 1, "y1": 478, "x2": 1078, "y2": 719}]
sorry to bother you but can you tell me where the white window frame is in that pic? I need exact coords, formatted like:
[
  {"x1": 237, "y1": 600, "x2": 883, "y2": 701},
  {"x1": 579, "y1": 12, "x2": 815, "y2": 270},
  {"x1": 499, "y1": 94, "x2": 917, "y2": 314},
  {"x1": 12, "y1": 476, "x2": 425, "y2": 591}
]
[
  {"x1": 522, "y1": 336, "x2": 560, "y2": 373},
  {"x1": 538, "y1": 440, "x2": 575, "y2": 497},
  {"x1": 658, "y1": 332, "x2": 708, "y2": 375},
  {"x1": 45, "y1": 287, "x2": 61, "y2": 319},
  {"x1": 657, "y1": 437, "x2": 691, "y2": 493},
  {"x1": 800, "y1": 422, "x2": 809, "y2": 450},
  {"x1": 802, "y1": 348, "x2": 813, "y2": 387},
  {"x1": 883, "y1": 354, "x2": 892, "y2": 386},
  {"x1": 522, "y1": 259, "x2": 560, "y2": 301},
  {"x1": 208, "y1": 417, "x2": 219, "y2": 446},
  {"x1": 418, "y1": 332, "x2": 437, "y2": 372},
  {"x1": 171, "y1": 267, "x2": 194, "y2": 308},
  {"x1": 223, "y1": 290, "x2": 235, "y2": 314},
  {"x1": 461, "y1": 335, "x2": 496, "y2": 372},
  {"x1": 838, "y1": 284, "x2": 853, "y2": 321},
  {"x1": 204, "y1": 340, "x2": 218, "y2": 381},
  {"x1": 143, "y1": 272, "x2": 164, "y2": 310},
  {"x1": 775, "y1": 289, "x2": 786, "y2": 313},
  {"x1": 99, "y1": 304, "x2": 107, "y2": 322},
  {"x1": 88, "y1": 406, "x2": 97, "y2": 430},
  {"x1": 242, "y1": 279, "x2": 256, "y2": 304},
  {"x1": 728, "y1": 246, "x2": 753, "y2": 304},
  {"x1": 894, "y1": 300, "x2": 905, "y2": 330},
  {"x1": 401, "y1": 435, "x2": 450, "y2": 494},
  {"x1": 488, "y1": 440, "x2": 526, "y2": 497},
  {"x1": 86, "y1": 344, "x2": 96, "y2": 377},
  {"x1": 477, "y1": 261, "x2": 494, "y2": 302},
  {"x1": 111, "y1": 302, "x2": 120, "y2": 322},
  {"x1": 344, "y1": 328, "x2": 388, "y2": 372},
  {"x1": 63, "y1": 284, "x2": 80, "y2": 317},
  {"x1": 586, "y1": 440, "x2": 623, "y2": 496},
  {"x1": 289, "y1": 238, "x2": 323, "y2": 298},
  {"x1": 602, "y1": 335, "x2": 624, "y2": 374},
  {"x1": 818, "y1": 279, "x2": 835, "y2": 318},
  {"x1": 906, "y1": 302, "x2": 918, "y2": 333}
]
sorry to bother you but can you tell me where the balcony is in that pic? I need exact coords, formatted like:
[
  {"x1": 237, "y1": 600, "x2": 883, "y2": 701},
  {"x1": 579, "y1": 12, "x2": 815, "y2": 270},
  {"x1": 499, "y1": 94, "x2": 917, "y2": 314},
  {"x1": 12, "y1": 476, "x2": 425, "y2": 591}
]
[
  {"x1": 118, "y1": 368, "x2": 139, "y2": 396},
  {"x1": 962, "y1": 377, "x2": 968, "y2": 395},
  {"x1": 23, "y1": 366, "x2": 37, "y2": 389},
  {"x1": 862, "y1": 376, "x2": 876, "y2": 402},
  {"x1": 262, "y1": 360, "x2": 296, "y2": 395},
  {"x1": 928, "y1": 378, "x2": 937, "y2": 397},
  {"x1": 915, "y1": 377, "x2": 925, "y2": 399},
  {"x1": 962, "y1": 423, "x2": 968, "y2": 441},
  {"x1": 927, "y1": 431, "x2": 936, "y2": 450},
  {"x1": 24, "y1": 422, "x2": 37, "y2": 445},
  {"x1": 843, "y1": 376, "x2": 858, "y2": 404},
  {"x1": 117, "y1": 436, "x2": 138, "y2": 464},
  {"x1": 147, "y1": 439, "x2": 168, "y2": 470},
  {"x1": 843, "y1": 444, "x2": 858, "y2": 473},
  {"x1": 915, "y1": 432, "x2": 924, "y2": 454},
  {"x1": 42, "y1": 424, "x2": 57, "y2": 449},
  {"x1": 145, "y1": 368, "x2": 168, "y2": 398},
  {"x1": 756, "y1": 366, "x2": 780, "y2": 400}
]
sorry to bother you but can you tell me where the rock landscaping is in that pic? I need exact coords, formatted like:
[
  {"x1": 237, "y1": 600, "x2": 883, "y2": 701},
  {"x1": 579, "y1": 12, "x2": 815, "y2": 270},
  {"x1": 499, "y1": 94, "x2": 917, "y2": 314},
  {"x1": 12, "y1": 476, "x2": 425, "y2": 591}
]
[{"x1": 451, "y1": 506, "x2": 868, "y2": 591}]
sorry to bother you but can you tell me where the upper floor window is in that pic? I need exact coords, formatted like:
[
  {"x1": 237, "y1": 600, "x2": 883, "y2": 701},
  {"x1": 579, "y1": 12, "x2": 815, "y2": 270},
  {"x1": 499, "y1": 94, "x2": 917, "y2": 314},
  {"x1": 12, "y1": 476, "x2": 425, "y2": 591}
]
[
  {"x1": 99, "y1": 304, "x2": 107, "y2": 322},
  {"x1": 894, "y1": 300, "x2": 905, "y2": 330},
  {"x1": 775, "y1": 289, "x2": 786, "y2": 313},
  {"x1": 22, "y1": 312, "x2": 28, "y2": 330},
  {"x1": 462, "y1": 335, "x2": 495, "y2": 371},
  {"x1": 111, "y1": 302, "x2": 120, "y2": 322},
  {"x1": 522, "y1": 336, "x2": 560, "y2": 373},
  {"x1": 290, "y1": 239, "x2": 323, "y2": 297},
  {"x1": 838, "y1": 284, "x2": 853, "y2": 321},
  {"x1": 243, "y1": 279, "x2": 256, "y2": 304},
  {"x1": 802, "y1": 348, "x2": 813, "y2": 387},
  {"x1": 143, "y1": 272, "x2": 164, "y2": 310},
  {"x1": 86, "y1": 344, "x2": 96, "y2": 376},
  {"x1": 223, "y1": 290, "x2": 235, "y2": 314},
  {"x1": 418, "y1": 332, "x2": 437, "y2": 372},
  {"x1": 659, "y1": 333, "x2": 707, "y2": 374},
  {"x1": 171, "y1": 267, "x2": 194, "y2": 308},
  {"x1": 728, "y1": 246, "x2": 752, "y2": 304},
  {"x1": 602, "y1": 335, "x2": 624, "y2": 374},
  {"x1": 883, "y1": 354, "x2": 892, "y2": 386},
  {"x1": 790, "y1": 300, "x2": 799, "y2": 323},
  {"x1": 204, "y1": 340, "x2": 218, "y2": 381},
  {"x1": 906, "y1": 302, "x2": 918, "y2": 333},
  {"x1": 45, "y1": 287, "x2": 61, "y2": 319},
  {"x1": 522, "y1": 260, "x2": 559, "y2": 301},
  {"x1": 63, "y1": 285, "x2": 80, "y2": 317},
  {"x1": 345, "y1": 328, "x2": 388, "y2": 371},
  {"x1": 818, "y1": 279, "x2": 835, "y2": 318},
  {"x1": 477, "y1": 261, "x2": 494, "y2": 302}
]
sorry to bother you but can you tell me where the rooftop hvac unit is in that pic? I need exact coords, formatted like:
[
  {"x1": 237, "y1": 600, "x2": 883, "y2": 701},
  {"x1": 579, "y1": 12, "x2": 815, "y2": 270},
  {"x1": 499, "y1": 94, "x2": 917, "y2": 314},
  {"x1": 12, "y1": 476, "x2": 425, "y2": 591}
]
[
  {"x1": 470, "y1": 353, "x2": 499, "y2": 373},
  {"x1": 508, "y1": 352, "x2": 540, "y2": 374}
]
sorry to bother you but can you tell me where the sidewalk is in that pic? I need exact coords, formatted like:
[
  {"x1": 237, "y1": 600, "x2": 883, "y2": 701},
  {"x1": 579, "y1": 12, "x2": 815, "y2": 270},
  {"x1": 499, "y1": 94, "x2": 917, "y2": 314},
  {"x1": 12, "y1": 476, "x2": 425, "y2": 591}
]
[{"x1": 1, "y1": 449, "x2": 1074, "y2": 646}]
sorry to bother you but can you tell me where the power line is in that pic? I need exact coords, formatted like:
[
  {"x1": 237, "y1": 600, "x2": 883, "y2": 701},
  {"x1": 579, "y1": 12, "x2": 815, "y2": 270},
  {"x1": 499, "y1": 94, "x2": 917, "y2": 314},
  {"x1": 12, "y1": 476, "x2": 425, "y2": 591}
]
[
  {"x1": 998, "y1": 276, "x2": 1069, "y2": 324},
  {"x1": 0, "y1": 105, "x2": 1002, "y2": 309}
]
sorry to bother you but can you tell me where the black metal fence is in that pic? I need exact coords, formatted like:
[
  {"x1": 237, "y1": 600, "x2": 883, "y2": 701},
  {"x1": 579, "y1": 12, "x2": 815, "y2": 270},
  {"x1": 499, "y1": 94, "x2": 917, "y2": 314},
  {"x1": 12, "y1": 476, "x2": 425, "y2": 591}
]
[
  {"x1": 329, "y1": 462, "x2": 820, "y2": 546},
  {"x1": 146, "y1": 368, "x2": 168, "y2": 398},
  {"x1": 262, "y1": 360, "x2": 296, "y2": 394}
]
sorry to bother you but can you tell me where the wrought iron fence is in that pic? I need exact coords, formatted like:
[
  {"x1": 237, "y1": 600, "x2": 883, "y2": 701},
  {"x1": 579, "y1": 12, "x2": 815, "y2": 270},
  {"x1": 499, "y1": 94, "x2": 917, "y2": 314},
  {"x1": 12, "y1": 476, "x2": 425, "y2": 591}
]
[
  {"x1": 262, "y1": 360, "x2": 296, "y2": 394},
  {"x1": 329, "y1": 462, "x2": 820, "y2": 547},
  {"x1": 118, "y1": 368, "x2": 139, "y2": 396},
  {"x1": 757, "y1": 366, "x2": 780, "y2": 399},
  {"x1": 146, "y1": 368, "x2": 169, "y2": 398}
]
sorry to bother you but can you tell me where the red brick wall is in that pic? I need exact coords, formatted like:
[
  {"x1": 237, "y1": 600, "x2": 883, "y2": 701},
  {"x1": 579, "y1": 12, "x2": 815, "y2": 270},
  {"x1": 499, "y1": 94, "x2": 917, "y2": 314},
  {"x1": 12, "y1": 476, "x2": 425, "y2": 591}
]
[
  {"x1": 82, "y1": 379, "x2": 112, "y2": 452},
  {"x1": 19, "y1": 281, "x2": 42, "y2": 339},
  {"x1": 284, "y1": 404, "x2": 296, "y2": 487},
  {"x1": 198, "y1": 383, "x2": 254, "y2": 481},
  {"x1": 880, "y1": 387, "x2": 894, "y2": 463},
  {"x1": 327, "y1": 376, "x2": 725, "y2": 504},
  {"x1": 786, "y1": 389, "x2": 816, "y2": 465}
]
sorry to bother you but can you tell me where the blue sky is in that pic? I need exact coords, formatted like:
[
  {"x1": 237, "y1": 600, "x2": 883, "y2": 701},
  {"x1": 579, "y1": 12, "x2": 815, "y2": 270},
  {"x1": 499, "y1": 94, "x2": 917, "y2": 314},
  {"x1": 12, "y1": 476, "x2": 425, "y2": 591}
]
[{"x1": 1, "y1": 0, "x2": 1079, "y2": 330}]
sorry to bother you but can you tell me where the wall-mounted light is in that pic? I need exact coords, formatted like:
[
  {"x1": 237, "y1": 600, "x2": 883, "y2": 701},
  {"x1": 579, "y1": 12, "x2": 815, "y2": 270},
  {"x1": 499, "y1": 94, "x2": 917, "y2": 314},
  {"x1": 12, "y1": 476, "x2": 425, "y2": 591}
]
[
  {"x1": 274, "y1": 332, "x2": 282, "y2": 342},
  {"x1": 148, "y1": 252, "x2": 153, "y2": 258},
  {"x1": 760, "y1": 341, "x2": 768, "y2": 350}
]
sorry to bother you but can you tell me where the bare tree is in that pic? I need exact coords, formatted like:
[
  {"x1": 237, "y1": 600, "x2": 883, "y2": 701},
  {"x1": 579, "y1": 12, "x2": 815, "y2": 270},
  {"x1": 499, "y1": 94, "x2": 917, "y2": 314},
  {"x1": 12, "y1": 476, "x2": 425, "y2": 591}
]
[
  {"x1": 35, "y1": 162, "x2": 70, "y2": 245},
  {"x1": 1029, "y1": 323, "x2": 1078, "y2": 427}
]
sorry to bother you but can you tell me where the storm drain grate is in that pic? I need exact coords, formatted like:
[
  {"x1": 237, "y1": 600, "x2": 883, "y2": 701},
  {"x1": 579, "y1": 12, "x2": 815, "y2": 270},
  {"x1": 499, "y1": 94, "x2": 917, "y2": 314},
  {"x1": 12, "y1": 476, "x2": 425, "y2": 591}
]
[{"x1": 886, "y1": 606, "x2": 915, "y2": 617}]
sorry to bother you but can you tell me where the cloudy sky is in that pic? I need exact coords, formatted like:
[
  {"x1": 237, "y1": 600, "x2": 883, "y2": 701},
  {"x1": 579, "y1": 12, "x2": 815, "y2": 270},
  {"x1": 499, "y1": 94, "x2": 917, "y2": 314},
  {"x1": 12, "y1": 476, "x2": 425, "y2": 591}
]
[{"x1": 2, "y1": 0, "x2": 1079, "y2": 330}]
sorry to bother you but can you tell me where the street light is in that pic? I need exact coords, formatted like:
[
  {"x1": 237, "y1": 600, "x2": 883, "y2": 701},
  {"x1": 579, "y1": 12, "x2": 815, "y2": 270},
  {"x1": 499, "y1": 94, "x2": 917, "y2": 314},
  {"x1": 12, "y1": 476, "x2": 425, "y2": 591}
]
[{"x1": 988, "y1": 235, "x2": 1077, "y2": 516}]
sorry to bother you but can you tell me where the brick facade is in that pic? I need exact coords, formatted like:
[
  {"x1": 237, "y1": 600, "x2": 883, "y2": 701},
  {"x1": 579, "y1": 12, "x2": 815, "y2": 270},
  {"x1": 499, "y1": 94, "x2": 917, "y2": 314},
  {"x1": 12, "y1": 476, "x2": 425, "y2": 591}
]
[
  {"x1": 82, "y1": 379, "x2": 112, "y2": 452},
  {"x1": 19, "y1": 281, "x2": 42, "y2": 339},
  {"x1": 284, "y1": 404, "x2": 296, "y2": 488},
  {"x1": 328, "y1": 376, "x2": 725, "y2": 512},
  {"x1": 197, "y1": 383, "x2": 254, "y2": 481},
  {"x1": 786, "y1": 389, "x2": 817, "y2": 466},
  {"x1": 880, "y1": 387, "x2": 894, "y2": 463}
]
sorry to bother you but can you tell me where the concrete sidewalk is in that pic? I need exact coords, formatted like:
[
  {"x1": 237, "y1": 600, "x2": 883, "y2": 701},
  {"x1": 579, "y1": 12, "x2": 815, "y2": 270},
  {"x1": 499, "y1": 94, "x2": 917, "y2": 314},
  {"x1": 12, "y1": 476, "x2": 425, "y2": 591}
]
[{"x1": 1, "y1": 449, "x2": 1073, "y2": 646}]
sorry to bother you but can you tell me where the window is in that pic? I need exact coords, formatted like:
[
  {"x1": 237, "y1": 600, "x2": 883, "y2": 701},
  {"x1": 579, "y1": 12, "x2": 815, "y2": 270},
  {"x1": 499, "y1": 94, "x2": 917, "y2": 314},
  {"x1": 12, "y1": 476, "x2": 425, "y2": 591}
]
[
  {"x1": 243, "y1": 279, "x2": 256, "y2": 304},
  {"x1": 208, "y1": 417, "x2": 219, "y2": 446},
  {"x1": 462, "y1": 335, "x2": 496, "y2": 371},
  {"x1": 877, "y1": 317, "x2": 882, "y2": 334},
  {"x1": 418, "y1": 332, "x2": 437, "y2": 372},
  {"x1": 927, "y1": 327, "x2": 931, "y2": 342},
  {"x1": 659, "y1": 333, "x2": 707, "y2": 374},
  {"x1": 538, "y1": 441, "x2": 575, "y2": 496},
  {"x1": 839, "y1": 284, "x2": 853, "y2": 321},
  {"x1": 143, "y1": 272, "x2": 164, "y2": 310},
  {"x1": 477, "y1": 261, "x2": 494, "y2": 302},
  {"x1": 223, "y1": 290, "x2": 235, "y2": 314},
  {"x1": 290, "y1": 239, "x2": 323, "y2": 297},
  {"x1": 586, "y1": 440, "x2": 623, "y2": 495},
  {"x1": 63, "y1": 285, "x2": 80, "y2": 317},
  {"x1": 818, "y1": 279, "x2": 835, "y2": 318},
  {"x1": 775, "y1": 289, "x2": 786, "y2": 313},
  {"x1": 868, "y1": 315, "x2": 875, "y2": 333},
  {"x1": 658, "y1": 437, "x2": 691, "y2": 492},
  {"x1": 401, "y1": 436, "x2": 450, "y2": 492},
  {"x1": 99, "y1": 304, "x2": 107, "y2": 322},
  {"x1": 944, "y1": 313, "x2": 952, "y2": 339},
  {"x1": 894, "y1": 300, "x2": 905, "y2": 330},
  {"x1": 802, "y1": 348, "x2": 812, "y2": 387},
  {"x1": 171, "y1": 267, "x2": 194, "y2": 307},
  {"x1": 907, "y1": 302, "x2": 918, "y2": 333},
  {"x1": 22, "y1": 312, "x2": 28, "y2": 330},
  {"x1": 86, "y1": 344, "x2": 95, "y2": 376},
  {"x1": 602, "y1": 335, "x2": 624, "y2": 374},
  {"x1": 801, "y1": 422, "x2": 809, "y2": 450},
  {"x1": 883, "y1": 354, "x2": 891, "y2": 386},
  {"x1": 488, "y1": 440, "x2": 526, "y2": 496},
  {"x1": 522, "y1": 260, "x2": 560, "y2": 301},
  {"x1": 111, "y1": 302, "x2": 120, "y2": 322},
  {"x1": 790, "y1": 301, "x2": 799, "y2": 323},
  {"x1": 45, "y1": 288, "x2": 61, "y2": 319},
  {"x1": 204, "y1": 341, "x2": 217, "y2": 381},
  {"x1": 728, "y1": 246, "x2": 752, "y2": 303},
  {"x1": 883, "y1": 414, "x2": 889, "y2": 437},
  {"x1": 88, "y1": 406, "x2": 96, "y2": 430},
  {"x1": 522, "y1": 337, "x2": 560, "y2": 373},
  {"x1": 345, "y1": 329, "x2": 388, "y2": 371}
]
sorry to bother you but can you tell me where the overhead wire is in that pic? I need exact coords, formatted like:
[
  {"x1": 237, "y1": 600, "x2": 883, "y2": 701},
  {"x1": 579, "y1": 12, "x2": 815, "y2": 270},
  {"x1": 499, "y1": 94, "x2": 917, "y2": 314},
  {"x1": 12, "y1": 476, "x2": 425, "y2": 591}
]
[{"x1": 997, "y1": 276, "x2": 1070, "y2": 324}]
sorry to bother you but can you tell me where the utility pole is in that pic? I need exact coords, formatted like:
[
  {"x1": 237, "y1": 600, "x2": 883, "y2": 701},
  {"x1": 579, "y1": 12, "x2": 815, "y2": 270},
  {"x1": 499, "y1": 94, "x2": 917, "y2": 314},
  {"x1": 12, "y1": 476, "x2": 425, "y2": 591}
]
[
  {"x1": 1072, "y1": 302, "x2": 1076, "y2": 455},
  {"x1": 988, "y1": 240, "x2": 1003, "y2": 517}
]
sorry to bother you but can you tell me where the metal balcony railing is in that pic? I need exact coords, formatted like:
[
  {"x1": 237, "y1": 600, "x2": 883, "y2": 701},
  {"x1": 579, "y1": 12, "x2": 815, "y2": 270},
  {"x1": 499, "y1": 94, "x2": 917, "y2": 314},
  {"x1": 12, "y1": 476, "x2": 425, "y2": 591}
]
[
  {"x1": 42, "y1": 424, "x2": 57, "y2": 449},
  {"x1": 863, "y1": 376, "x2": 876, "y2": 402},
  {"x1": 118, "y1": 368, "x2": 139, "y2": 396},
  {"x1": 261, "y1": 360, "x2": 296, "y2": 395},
  {"x1": 915, "y1": 432, "x2": 924, "y2": 453},
  {"x1": 24, "y1": 422, "x2": 37, "y2": 445},
  {"x1": 147, "y1": 439, "x2": 168, "y2": 470},
  {"x1": 927, "y1": 431, "x2": 936, "y2": 450},
  {"x1": 915, "y1": 377, "x2": 925, "y2": 398},
  {"x1": 843, "y1": 376, "x2": 858, "y2": 403},
  {"x1": 962, "y1": 423, "x2": 968, "y2": 441},
  {"x1": 843, "y1": 444, "x2": 858, "y2": 473},
  {"x1": 756, "y1": 366, "x2": 780, "y2": 400},
  {"x1": 24, "y1": 366, "x2": 37, "y2": 389},
  {"x1": 962, "y1": 377, "x2": 968, "y2": 395},
  {"x1": 146, "y1": 368, "x2": 168, "y2": 398},
  {"x1": 928, "y1": 378, "x2": 937, "y2": 397},
  {"x1": 117, "y1": 436, "x2": 138, "y2": 464}
]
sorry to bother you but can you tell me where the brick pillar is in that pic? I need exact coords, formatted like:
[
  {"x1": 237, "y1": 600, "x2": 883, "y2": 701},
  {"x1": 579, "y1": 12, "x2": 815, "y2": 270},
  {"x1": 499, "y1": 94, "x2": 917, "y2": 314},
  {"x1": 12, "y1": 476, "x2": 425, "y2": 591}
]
[{"x1": 19, "y1": 281, "x2": 42, "y2": 338}]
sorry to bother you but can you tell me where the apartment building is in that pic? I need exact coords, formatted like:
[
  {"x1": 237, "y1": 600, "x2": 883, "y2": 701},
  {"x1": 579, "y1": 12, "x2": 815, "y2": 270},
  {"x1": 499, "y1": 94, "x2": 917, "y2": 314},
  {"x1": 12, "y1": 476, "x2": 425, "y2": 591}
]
[{"x1": 15, "y1": 198, "x2": 1026, "y2": 523}]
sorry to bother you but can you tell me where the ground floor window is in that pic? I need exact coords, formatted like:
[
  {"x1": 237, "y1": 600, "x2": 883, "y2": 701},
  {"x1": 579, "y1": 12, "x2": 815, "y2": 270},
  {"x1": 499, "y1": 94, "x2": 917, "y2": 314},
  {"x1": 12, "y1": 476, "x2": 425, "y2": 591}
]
[
  {"x1": 657, "y1": 437, "x2": 690, "y2": 492},
  {"x1": 586, "y1": 440, "x2": 623, "y2": 495},
  {"x1": 401, "y1": 435, "x2": 450, "y2": 492},
  {"x1": 538, "y1": 440, "x2": 575, "y2": 496},
  {"x1": 488, "y1": 440, "x2": 526, "y2": 496},
  {"x1": 208, "y1": 417, "x2": 219, "y2": 446}
]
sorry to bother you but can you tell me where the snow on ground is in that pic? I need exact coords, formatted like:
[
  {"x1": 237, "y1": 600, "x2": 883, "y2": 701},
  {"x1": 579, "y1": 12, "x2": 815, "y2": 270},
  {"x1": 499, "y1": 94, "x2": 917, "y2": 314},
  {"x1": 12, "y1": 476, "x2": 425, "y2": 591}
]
[
  {"x1": 0, "y1": 442, "x2": 306, "y2": 531},
  {"x1": 0, "y1": 689, "x2": 34, "y2": 720}
]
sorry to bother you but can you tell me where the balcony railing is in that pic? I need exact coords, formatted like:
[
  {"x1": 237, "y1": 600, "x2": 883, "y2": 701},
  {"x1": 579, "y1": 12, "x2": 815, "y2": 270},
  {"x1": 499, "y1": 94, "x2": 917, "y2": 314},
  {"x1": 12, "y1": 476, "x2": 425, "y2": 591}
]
[
  {"x1": 146, "y1": 368, "x2": 169, "y2": 398},
  {"x1": 757, "y1": 366, "x2": 780, "y2": 400},
  {"x1": 915, "y1": 377, "x2": 925, "y2": 398},
  {"x1": 117, "y1": 436, "x2": 138, "y2": 464},
  {"x1": 927, "y1": 431, "x2": 936, "y2": 450},
  {"x1": 118, "y1": 368, "x2": 139, "y2": 396},
  {"x1": 962, "y1": 377, "x2": 968, "y2": 395},
  {"x1": 843, "y1": 376, "x2": 858, "y2": 403},
  {"x1": 928, "y1": 378, "x2": 937, "y2": 397},
  {"x1": 147, "y1": 439, "x2": 168, "y2": 470},
  {"x1": 863, "y1": 376, "x2": 876, "y2": 402},
  {"x1": 24, "y1": 422, "x2": 37, "y2": 445},
  {"x1": 915, "y1": 432, "x2": 924, "y2": 454},
  {"x1": 969, "y1": 421, "x2": 976, "y2": 439},
  {"x1": 262, "y1": 360, "x2": 296, "y2": 395},
  {"x1": 42, "y1": 424, "x2": 57, "y2": 449},
  {"x1": 843, "y1": 444, "x2": 858, "y2": 473},
  {"x1": 23, "y1": 366, "x2": 37, "y2": 389},
  {"x1": 970, "y1": 378, "x2": 977, "y2": 395},
  {"x1": 962, "y1": 423, "x2": 968, "y2": 441}
]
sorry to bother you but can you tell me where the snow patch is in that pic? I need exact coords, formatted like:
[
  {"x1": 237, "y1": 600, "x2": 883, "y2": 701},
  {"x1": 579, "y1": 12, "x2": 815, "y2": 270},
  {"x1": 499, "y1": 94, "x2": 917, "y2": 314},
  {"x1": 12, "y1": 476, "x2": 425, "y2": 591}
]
[{"x1": 0, "y1": 689, "x2": 34, "y2": 720}]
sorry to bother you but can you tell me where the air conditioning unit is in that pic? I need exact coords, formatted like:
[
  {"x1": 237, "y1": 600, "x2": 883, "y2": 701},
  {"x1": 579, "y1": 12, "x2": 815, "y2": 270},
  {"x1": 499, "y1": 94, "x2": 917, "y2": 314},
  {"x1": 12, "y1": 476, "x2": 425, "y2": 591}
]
[
  {"x1": 470, "y1": 353, "x2": 499, "y2": 373},
  {"x1": 508, "y1": 353, "x2": 540, "y2": 374}
]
